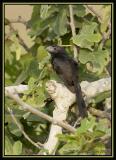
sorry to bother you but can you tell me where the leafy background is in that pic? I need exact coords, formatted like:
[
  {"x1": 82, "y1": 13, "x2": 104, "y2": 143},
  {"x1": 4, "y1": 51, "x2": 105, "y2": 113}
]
[{"x1": 5, "y1": 4, "x2": 111, "y2": 155}]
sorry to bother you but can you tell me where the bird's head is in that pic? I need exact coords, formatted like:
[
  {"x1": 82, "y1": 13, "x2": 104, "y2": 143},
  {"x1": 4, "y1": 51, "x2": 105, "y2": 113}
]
[{"x1": 46, "y1": 45, "x2": 66, "y2": 55}]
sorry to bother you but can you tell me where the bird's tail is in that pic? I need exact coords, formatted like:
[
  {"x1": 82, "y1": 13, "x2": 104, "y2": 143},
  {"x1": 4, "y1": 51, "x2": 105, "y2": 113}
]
[{"x1": 74, "y1": 83, "x2": 88, "y2": 118}]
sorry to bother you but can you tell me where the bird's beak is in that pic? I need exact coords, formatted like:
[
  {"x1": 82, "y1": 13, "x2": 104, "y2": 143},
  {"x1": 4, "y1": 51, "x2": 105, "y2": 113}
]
[{"x1": 46, "y1": 46, "x2": 54, "y2": 53}]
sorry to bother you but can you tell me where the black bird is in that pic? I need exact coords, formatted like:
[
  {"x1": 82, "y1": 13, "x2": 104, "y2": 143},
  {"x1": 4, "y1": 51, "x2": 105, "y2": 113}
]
[{"x1": 46, "y1": 45, "x2": 88, "y2": 118}]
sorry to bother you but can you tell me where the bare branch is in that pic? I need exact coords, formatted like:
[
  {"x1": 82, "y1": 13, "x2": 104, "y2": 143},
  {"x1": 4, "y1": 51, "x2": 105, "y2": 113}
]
[
  {"x1": 85, "y1": 5, "x2": 102, "y2": 22},
  {"x1": 9, "y1": 16, "x2": 28, "y2": 25},
  {"x1": 100, "y1": 20, "x2": 111, "y2": 48},
  {"x1": 5, "y1": 77, "x2": 111, "y2": 154},
  {"x1": 69, "y1": 5, "x2": 78, "y2": 60},
  {"x1": 5, "y1": 85, "x2": 28, "y2": 95},
  {"x1": 7, "y1": 107, "x2": 43, "y2": 149},
  {"x1": 5, "y1": 19, "x2": 30, "y2": 53},
  {"x1": 88, "y1": 107, "x2": 111, "y2": 121},
  {"x1": 5, "y1": 91, "x2": 76, "y2": 133},
  {"x1": 85, "y1": 5, "x2": 111, "y2": 48}
]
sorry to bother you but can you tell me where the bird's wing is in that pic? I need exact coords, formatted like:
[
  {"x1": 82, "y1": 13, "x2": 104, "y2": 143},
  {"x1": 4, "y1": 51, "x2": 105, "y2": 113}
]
[{"x1": 52, "y1": 57, "x2": 75, "y2": 86}]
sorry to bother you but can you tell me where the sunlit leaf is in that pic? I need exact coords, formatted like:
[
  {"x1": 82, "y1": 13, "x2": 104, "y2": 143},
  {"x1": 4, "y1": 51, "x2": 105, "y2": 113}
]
[
  {"x1": 73, "y1": 5, "x2": 86, "y2": 17},
  {"x1": 13, "y1": 141, "x2": 22, "y2": 155},
  {"x1": 40, "y1": 5, "x2": 50, "y2": 19},
  {"x1": 77, "y1": 117, "x2": 96, "y2": 133},
  {"x1": 52, "y1": 9, "x2": 67, "y2": 36},
  {"x1": 37, "y1": 46, "x2": 49, "y2": 61},
  {"x1": 79, "y1": 49, "x2": 110, "y2": 74},
  {"x1": 5, "y1": 136, "x2": 13, "y2": 155},
  {"x1": 5, "y1": 39, "x2": 13, "y2": 64},
  {"x1": 72, "y1": 22, "x2": 102, "y2": 50}
]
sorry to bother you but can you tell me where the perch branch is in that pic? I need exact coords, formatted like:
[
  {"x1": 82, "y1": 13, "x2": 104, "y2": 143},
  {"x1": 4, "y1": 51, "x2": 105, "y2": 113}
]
[
  {"x1": 42, "y1": 80, "x2": 77, "y2": 154},
  {"x1": 41, "y1": 78, "x2": 111, "y2": 154},
  {"x1": 5, "y1": 78, "x2": 111, "y2": 102},
  {"x1": 5, "y1": 77, "x2": 111, "y2": 154},
  {"x1": 5, "y1": 90, "x2": 76, "y2": 134}
]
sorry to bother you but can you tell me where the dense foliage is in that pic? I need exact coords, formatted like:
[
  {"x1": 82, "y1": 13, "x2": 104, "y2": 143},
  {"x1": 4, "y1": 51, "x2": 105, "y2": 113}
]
[{"x1": 5, "y1": 4, "x2": 111, "y2": 155}]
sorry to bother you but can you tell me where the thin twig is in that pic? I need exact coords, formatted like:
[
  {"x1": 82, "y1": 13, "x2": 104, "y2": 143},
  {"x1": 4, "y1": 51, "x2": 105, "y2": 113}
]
[
  {"x1": 85, "y1": 5, "x2": 102, "y2": 22},
  {"x1": 5, "y1": 91, "x2": 76, "y2": 133},
  {"x1": 7, "y1": 107, "x2": 43, "y2": 149},
  {"x1": 69, "y1": 5, "x2": 78, "y2": 60},
  {"x1": 5, "y1": 19, "x2": 30, "y2": 53},
  {"x1": 100, "y1": 134, "x2": 111, "y2": 143},
  {"x1": 88, "y1": 107, "x2": 111, "y2": 121},
  {"x1": 85, "y1": 5, "x2": 111, "y2": 48},
  {"x1": 9, "y1": 16, "x2": 27, "y2": 25},
  {"x1": 100, "y1": 20, "x2": 111, "y2": 48}
]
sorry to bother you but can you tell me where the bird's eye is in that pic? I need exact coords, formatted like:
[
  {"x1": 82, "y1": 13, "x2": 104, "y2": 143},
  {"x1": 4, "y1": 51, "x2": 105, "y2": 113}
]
[{"x1": 54, "y1": 47, "x2": 56, "y2": 50}]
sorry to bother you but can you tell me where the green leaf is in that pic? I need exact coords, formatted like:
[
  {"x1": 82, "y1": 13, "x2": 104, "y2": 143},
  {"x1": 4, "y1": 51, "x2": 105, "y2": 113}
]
[
  {"x1": 95, "y1": 118, "x2": 111, "y2": 133},
  {"x1": 73, "y1": 5, "x2": 86, "y2": 17},
  {"x1": 28, "y1": 5, "x2": 41, "y2": 29},
  {"x1": 86, "y1": 33, "x2": 102, "y2": 43},
  {"x1": 59, "y1": 142, "x2": 80, "y2": 155},
  {"x1": 35, "y1": 86, "x2": 46, "y2": 106},
  {"x1": 8, "y1": 123, "x2": 22, "y2": 137},
  {"x1": 13, "y1": 141, "x2": 22, "y2": 155},
  {"x1": 80, "y1": 22, "x2": 98, "y2": 34},
  {"x1": 14, "y1": 69, "x2": 29, "y2": 85},
  {"x1": 53, "y1": 9, "x2": 67, "y2": 36},
  {"x1": 100, "y1": 5, "x2": 111, "y2": 33},
  {"x1": 79, "y1": 49, "x2": 110, "y2": 74},
  {"x1": 10, "y1": 34, "x2": 27, "y2": 56},
  {"x1": 26, "y1": 114, "x2": 47, "y2": 123},
  {"x1": 5, "y1": 136, "x2": 13, "y2": 155},
  {"x1": 37, "y1": 46, "x2": 49, "y2": 61},
  {"x1": 93, "y1": 142, "x2": 105, "y2": 155},
  {"x1": 73, "y1": 35, "x2": 93, "y2": 51},
  {"x1": 15, "y1": 57, "x2": 40, "y2": 85},
  {"x1": 58, "y1": 116, "x2": 108, "y2": 155},
  {"x1": 92, "y1": 90, "x2": 111, "y2": 104},
  {"x1": 5, "y1": 108, "x2": 26, "y2": 124},
  {"x1": 28, "y1": 77, "x2": 37, "y2": 90},
  {"x1": 28, "y1": 16, "x2": 53, "y2": 37},
  {"x1": 93, "y1": 130, "x2": 105, "y2": 138},
  {"x1": 5, "y1": 39, "x2": 13, "y2": 64},
  {"x1": 40, "y1": 5, "x2": 50, "y2": 19},
  {"x1": 72, "y1": 22, "x2": 102, "y2": 50},
  {"x1": 28, "y1": 59, "x2": 40, "y2": 77},
  {"x1": 105, "y1": 39, "x2": 111, "y2": 48},
  {"x1": 77, "y1": 116, "x2": 96, "y2": 133},
  {"x1": 86, "y1": 5, "x2": 111, "y2": 33},
  {"x1": 23, "y1": 82, "x2": 46, "y2": 107}
]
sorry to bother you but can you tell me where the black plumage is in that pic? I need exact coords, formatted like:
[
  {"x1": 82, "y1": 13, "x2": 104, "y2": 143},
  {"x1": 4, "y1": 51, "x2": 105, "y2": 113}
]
[{"x1": 46, "y1": 45, "x2": 87, "y2": 118}]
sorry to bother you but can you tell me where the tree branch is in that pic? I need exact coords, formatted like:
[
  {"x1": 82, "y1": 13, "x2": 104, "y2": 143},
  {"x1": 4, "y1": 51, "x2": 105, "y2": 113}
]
[
  {"x1": 42, "y1": 80, "x2": 77, "y2": 154},
  {"x1": 100, "y1": 20, "x2": 111, "y2": 48},
  {"x1": 88, "y1": 107, "x2": 111, "y2": 121},
  {"x1": 85, "y1": 5, "x2": 102, "y2": 22},
  {"x1": 7, "y1": 107, "x2": 43, "y2": 149},
  {"x1": 69, "y1": 5, "x2": 78, "y2": 60},
  {"x1": 8, "y1": 16, "x2": 28, "y2": 25},
  {"x1": 5, "y1": 90, "x2": 76, "y2": 134},
  {"x1": 5, "y1": 19, "x2": 30, "y2": 53},
  {"x1": 5, "y1": 77, "x2": 111, "y2": 155},
  {"x1": 85, "y1": 5, "x2": 111, "y2": 48}
]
